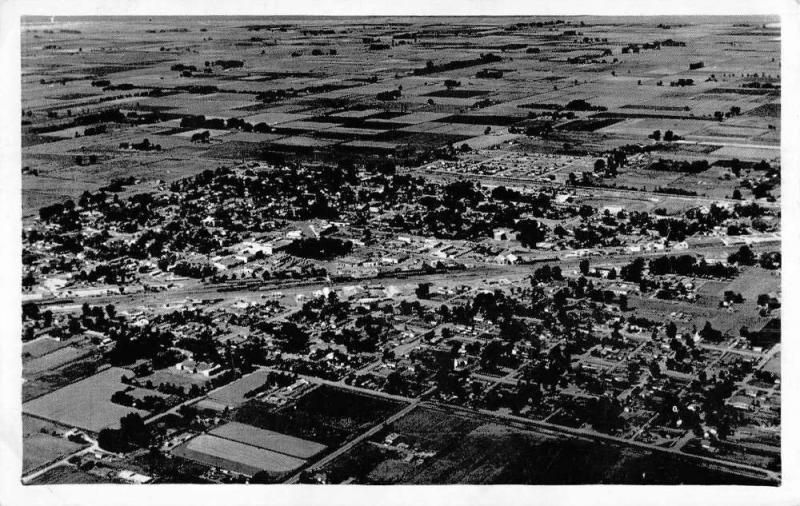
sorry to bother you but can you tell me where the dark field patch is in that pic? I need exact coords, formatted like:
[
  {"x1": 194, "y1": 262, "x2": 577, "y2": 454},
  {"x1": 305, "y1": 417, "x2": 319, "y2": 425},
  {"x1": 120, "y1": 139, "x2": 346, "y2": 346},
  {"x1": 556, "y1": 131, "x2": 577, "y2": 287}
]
[
  {"x1": 425, "y1": 89, "x2": 490, "y2": 98},
  {"x1": 555, "y1": 118, "x2": 623, "y2": 132},
  {"x1": 233, "y1": 385, "x2": 404, "y2": 446},
  {"x1": 435, "y1": 114, "x2": 524, "y2": 126},
  {"x1": 746, "y1": 103, "x2": 780, "y2": 118}
]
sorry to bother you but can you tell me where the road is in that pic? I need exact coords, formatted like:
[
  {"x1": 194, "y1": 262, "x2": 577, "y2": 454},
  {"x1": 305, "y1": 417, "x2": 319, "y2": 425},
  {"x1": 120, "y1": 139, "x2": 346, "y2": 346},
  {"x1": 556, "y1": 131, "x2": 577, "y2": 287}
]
[
  {"x1": 437, "y1": 401, "x2": 780, "y2": 483},
  {"x1": 282, "y1": 386, "x2": 435, "y2": 484}
]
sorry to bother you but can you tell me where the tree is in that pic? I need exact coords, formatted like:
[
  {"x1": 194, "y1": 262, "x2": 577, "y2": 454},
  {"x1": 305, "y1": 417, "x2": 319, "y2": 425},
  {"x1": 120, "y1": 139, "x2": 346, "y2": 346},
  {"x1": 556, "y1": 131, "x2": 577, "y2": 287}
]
[
  {"x1": 665, "y1": 321, "x2": 677, "y2": 340},
  {"x1": 480, "y1": 340, "x2": 505, "y2": 370},
  {"x1": 619, "y1": 294, "x2": 629, "y2": 311},
  {"x1": 279, "y1": 322, "x2": 310, "y2": 353},
  {"x1": 415, "y1": 283, "x2": 431, "y2": 299},
  {"x1": 516, "y1": 219, "x2": 547, "y2": 248},
  {"x1": 732, "y1": 189, "x2": 742, "y2": 200},
  {"x1": 385, "y1": 371, "x2": 407, "y2": 395},
  {"x1": 594, "y1": 159, "x2": 606, "y2": 172},
  {"x1": 579, "y1": 259, "x2": 590, "y2": 276},
  {"x1": 649, "y1": 130, "x2": 661, "y2": 141}
]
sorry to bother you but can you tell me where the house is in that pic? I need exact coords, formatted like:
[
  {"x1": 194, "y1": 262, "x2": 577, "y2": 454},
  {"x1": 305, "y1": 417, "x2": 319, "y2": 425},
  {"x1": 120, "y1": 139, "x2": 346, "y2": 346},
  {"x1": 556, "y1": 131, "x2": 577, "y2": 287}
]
[
  {"x1": 495, "y1": 253, "x2": 519, "y2": 265},
  {"x1": 175, "y1": 359, "x2": 221, "y2": 377},
  {"x1": 117, "y1": 470, "x2": 152, "y2": 484},
  {"x1": 453, "y1": 357, "x2": 470, "y2": 371}
]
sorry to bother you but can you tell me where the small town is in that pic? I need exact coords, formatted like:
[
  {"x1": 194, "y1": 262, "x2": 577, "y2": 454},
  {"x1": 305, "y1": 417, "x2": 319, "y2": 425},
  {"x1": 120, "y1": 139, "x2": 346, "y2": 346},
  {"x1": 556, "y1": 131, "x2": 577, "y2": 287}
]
[{"x1": 18, "y1": 14, "x2": 781, "y2": 487}]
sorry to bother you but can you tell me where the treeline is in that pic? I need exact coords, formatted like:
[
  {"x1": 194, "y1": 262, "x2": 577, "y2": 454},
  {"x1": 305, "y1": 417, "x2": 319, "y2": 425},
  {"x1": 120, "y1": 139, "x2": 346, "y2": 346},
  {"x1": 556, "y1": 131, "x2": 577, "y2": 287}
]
[
  {"x1": 284, "y1": 237, "x2": 353, "y2": 259},
  {"x1": 412, "y1": 53, "x2": 502, "y2": 75},
  {"x1": 648, "y1": 254, "x2": 738, "y2": 278},
  {"x1": 648, "y1": 159, "x2": 711, "y2": 174}
]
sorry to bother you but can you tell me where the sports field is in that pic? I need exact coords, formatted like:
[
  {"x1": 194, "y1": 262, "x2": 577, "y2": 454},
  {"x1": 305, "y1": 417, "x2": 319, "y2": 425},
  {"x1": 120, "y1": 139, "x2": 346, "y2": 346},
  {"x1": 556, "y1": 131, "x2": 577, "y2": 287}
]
[
  {"x1": 209, "y1": 422, "x2": 326, "y2": 459},
  {"x1": 172, "y1": 434, "x2": 307, "y2": 476}
]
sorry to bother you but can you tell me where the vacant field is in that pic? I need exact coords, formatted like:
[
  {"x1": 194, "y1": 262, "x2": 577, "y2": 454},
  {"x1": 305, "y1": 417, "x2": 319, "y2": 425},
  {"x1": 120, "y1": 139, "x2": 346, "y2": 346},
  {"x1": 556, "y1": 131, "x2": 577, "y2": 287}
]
[
  {"x1": 23, "y1": 367, "x2": 148, "y2": 433},
  {"x1": 209, "y1": 422, "x2": 326, "y2": 459},
  {"x1": 172, "y1": 434, "x2": 306, "y2": 477}
]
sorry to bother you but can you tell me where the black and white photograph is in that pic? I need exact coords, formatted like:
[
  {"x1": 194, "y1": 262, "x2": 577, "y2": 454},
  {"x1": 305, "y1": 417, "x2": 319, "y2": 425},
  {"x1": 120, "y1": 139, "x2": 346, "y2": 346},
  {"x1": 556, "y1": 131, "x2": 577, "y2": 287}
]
[{"x1": 1, "y1": 1, "x2": 798, "y2": 505}]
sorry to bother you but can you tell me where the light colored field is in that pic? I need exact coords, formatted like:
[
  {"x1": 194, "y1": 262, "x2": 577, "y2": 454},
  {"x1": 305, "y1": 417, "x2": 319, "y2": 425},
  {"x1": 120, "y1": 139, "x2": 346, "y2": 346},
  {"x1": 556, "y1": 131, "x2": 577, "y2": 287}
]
[
  {"x1": 142, "y1": 368, "x2": 212, "y2": 390},
  {"x1": 241, "y1": 112, "x2": 311, "y2": 125},
  {"x1": 173, "y1": 128, "x2": 231, "y2": 139},
  {"x1": 273, "y1": 135, "x2": 339, "y2": 148},
  {"x1": 209, "y1": 422, "x2": 326, "y2": 459},
  {"x1": 23, "y1": 367, "x2": 148, "y2": 433},
  {"x1": 174, "y1": 434, "x2": 306, "y2": 476}
]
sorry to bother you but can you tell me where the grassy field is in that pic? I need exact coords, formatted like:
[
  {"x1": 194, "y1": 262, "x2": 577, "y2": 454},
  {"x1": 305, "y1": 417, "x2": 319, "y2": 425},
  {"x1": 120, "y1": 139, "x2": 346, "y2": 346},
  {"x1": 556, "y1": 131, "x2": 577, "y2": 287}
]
[{"x1": 23, "y1": 367, "x2": 149, "y2": 433}]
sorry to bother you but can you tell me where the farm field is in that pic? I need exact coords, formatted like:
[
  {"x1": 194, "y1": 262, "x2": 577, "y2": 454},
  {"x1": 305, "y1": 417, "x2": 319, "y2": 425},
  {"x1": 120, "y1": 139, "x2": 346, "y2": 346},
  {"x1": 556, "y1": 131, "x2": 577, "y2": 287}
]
[{"x1": 22, "y1": 367, "x2": 148, "y2": 433}]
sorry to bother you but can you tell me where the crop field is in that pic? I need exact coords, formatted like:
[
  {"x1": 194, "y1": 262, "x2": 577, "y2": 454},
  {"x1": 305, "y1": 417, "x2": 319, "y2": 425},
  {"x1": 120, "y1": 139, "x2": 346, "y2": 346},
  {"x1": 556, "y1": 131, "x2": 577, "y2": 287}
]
[
  {"x1": 22, "y1": 354, "x2": 104, "y2": 403},
  {"x1": 209, "y1": 422, "x2": 327, "y2": 459},
  {"x1": 22, "y1": 345, "x2": 93, "y2": 376},
  {"x1": 22, "y1": 336, "x2": 72, "y2": 359},
  {"x1": 172, "y1": 434, "x2": 307, "y2": 477},
  {"x1": 23, "y1": 367, "x2": 148, "y2": 433}
]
